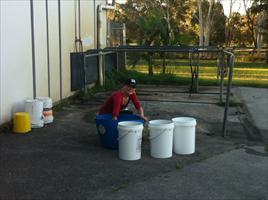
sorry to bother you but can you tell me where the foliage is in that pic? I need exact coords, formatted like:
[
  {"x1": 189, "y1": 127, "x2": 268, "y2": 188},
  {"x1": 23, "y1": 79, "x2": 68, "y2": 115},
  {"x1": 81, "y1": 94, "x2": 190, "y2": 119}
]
[
  {"x1": 250, "y1": 0, "x2": 268, "y2": 13},
  {"x1": 210, "y1": 2, "x2": 226, "y2": 45},
  {"x1": 191, "y1": 0, "x2": 226, "y2": 46},
  {"x1": 112, "y1": 0, "x2": 193, "y2": 45},
  {"x1": 109, "y1": 0, "x2": 268, "y2": 48}
]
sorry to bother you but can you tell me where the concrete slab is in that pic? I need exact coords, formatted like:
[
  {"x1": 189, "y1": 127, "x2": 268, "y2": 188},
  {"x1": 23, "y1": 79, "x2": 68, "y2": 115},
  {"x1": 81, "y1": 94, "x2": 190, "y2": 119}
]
[
  {"x1": 233, "y1": 87, "x2": 268, "y2": 149},
  {"x1": 103, "y1": 146, "x2": 268, "y2": 200},
  {"x1": 233, "y1": 87, "x2": 268, "y2": 131},
  {"x1": 0, "y1": 86, "x2": 266, "y2": 199}
]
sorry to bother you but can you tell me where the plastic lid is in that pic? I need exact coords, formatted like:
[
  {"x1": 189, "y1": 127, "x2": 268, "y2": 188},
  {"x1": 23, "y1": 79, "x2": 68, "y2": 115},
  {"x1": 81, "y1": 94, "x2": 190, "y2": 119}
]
[
  {"x1": 148, "y1": 120, "x2": 174, "y2": 129},
  {"x1": 118, "y1": 121, "x2": 143, "y2": 127},
  {"x1": 172, "y1": 117, "x2": 196, "y2": 126}
]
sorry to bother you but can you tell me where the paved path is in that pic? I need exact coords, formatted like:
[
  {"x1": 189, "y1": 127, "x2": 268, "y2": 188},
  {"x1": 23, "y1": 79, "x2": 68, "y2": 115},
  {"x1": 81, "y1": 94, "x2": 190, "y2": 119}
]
[
  {"x1": 1, "y1": 86, "x2": 267, "y2": 200},
  {"x1": 103, "y1": 146, "x2": 268, "y2": 200},
  {"x1": 233, "y1": 87, "x2": 268, "y2": 132},
  {"x1": 233, "y1": 87, "x2": 268, "y2": 149}
]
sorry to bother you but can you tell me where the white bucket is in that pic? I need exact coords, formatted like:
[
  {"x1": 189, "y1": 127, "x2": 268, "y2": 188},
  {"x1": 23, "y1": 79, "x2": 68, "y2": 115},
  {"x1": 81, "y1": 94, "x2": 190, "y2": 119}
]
[
  {"x1": 117, "y1": 121, "x2": 144, "y2": 161},
  {"x1": 25, "y1": 99, "x2": 44, "y2": 128},
  {"x1": 172, "y1": 117, "x2": 197, "y2": 155},
  {"x1": 148, "y1": 120, "x2": 174, "y2": 158},
  {"x1": 36, "y1": 97, "x2": 53, "y2": 124}
]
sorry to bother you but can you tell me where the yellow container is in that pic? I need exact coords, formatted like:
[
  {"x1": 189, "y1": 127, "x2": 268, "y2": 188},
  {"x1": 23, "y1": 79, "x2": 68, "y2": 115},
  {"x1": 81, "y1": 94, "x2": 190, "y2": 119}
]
[{"x1": 13, "y1": 112, "x2": 31, "y2": 133}]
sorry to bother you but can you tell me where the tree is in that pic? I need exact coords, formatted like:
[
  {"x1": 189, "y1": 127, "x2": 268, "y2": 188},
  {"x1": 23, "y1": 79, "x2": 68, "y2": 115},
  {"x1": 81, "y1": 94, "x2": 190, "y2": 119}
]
[
  {"x1": 203, "y1": 0, "x2": 214, "y2": 46},
  {"x1": 193, "y1": 0, "x2": 225, "y2": 46},
  {"x1": 243, "y1": 0, "x2": 258, "y2": 47},
  {"x1": 110, "y1": 0, "x2": 192, "y2": 75},
  {"x1": 210, "y1": 2, "x2": 226, "y2": 45},
  {"x1": 225, "y1": 0, "x2": 238, "y2": 46},
  {"x1": 137, "y1": 9, "x2": 168, "y2": 75},
  {"x1": 250, "y1": 0, "x2": 268, "y2": 48}
]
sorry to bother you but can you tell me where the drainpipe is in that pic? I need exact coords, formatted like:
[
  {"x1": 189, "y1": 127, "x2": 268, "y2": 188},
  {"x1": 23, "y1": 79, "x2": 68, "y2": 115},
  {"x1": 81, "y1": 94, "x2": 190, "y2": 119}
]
[{"x1": 97, "y1": 0, "x2": 115, "y2": 86}]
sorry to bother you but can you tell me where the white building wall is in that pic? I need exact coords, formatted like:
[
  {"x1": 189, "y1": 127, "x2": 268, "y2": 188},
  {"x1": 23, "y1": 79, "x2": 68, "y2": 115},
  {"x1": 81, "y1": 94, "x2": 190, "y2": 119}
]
[
  {"x1": 80, "y1": 0, "x2": 95, "y2": 50},
  {"x1": 0, "y1": 0, "x2": 110, "y2": 125},
  {"x1": 33, "y1": 1, "x2": 49, "y2": 98},
  {"x1": 47, "y1": 0, "x2": 61, "y2": 102},
  {"x1": 0, "y1": 1, "x2": 33, "y2": 124},
  {"x1": 61, "y1": 0, "x2": 76, "y2": 99}
]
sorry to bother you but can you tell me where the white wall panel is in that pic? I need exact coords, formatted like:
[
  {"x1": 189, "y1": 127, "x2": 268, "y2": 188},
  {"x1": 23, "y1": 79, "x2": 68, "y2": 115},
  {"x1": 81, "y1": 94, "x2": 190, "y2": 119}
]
[
  {"x1": 61, "y1": 0, "x2": 76, "y2": 98},
  {"x1": 80, "y1": 0, "x2": 95, "y2": 50},
  {"x1": 0, "y1": 0, "x2": 111, "y2": 125},
  {"x1": 0, "y1": 1, "x2": 33, "y2": 124},
  {"x1": 47, "y1": 0, "x2": 60, "y2": 102},
  {"x1": 33, "y1": 1, "x2": 48, "y2": 97}
]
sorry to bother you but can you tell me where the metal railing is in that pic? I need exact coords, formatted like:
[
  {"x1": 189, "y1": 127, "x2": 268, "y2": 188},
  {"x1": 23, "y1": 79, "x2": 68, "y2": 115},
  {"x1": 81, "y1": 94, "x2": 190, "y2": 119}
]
[
  {"x1": 74, "y1": 46, "x2": 234, "y2": 137},
  {"x1": 104, "y1": 46, "x2": 235, "y2": 137}
]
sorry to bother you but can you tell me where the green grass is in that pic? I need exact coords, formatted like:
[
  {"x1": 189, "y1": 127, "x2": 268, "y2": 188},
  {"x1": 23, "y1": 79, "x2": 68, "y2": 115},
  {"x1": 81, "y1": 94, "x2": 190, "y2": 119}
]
[{"x1": 124, "y1": 59, "x2": 268, "y2": 88}]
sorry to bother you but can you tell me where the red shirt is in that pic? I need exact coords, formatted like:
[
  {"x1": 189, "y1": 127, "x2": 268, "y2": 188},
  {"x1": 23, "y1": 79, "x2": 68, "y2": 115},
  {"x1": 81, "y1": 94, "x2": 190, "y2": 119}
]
[{"x1": 98, "y1": 91, "x2": 141, "y2": 117}]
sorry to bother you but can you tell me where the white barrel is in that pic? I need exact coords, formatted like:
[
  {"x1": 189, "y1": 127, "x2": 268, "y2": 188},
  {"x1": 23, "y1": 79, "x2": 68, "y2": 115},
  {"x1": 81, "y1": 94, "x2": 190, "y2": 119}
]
[
  {"x1": 172, "y1": 117, "x2": 197, "y2": 155},
  {"x1": 117, "y1": 121, "x2": 144, "y2": 161},
  {"x1": 148, "y1": 120, "x2": 174, "y2": 158},
  {"x1": 36, "y1": 97, "x2": 53, "y2": 124},
  {"x1": 25, "y1": 99, "x2": 44, "y2": 128}
]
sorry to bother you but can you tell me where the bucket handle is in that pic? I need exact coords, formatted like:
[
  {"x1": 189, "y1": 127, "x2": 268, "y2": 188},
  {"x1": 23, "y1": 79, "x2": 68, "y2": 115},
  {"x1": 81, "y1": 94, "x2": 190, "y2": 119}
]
[
  {"x1": 148, "y1": 128, "x2": 173, "y2": 141},
  {"x1": 117, "y1": 130, "x2": 137, "y2": 141}
]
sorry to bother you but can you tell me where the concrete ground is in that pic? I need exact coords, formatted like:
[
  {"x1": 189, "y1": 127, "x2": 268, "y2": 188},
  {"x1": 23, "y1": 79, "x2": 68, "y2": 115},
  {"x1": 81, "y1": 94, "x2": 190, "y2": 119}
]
[
  {"x1": 233, "y1": 87, "x2": 268, "y2": 149},
  {"x1": 0, "y1": 85, "x2": 267, "y2": 200}
]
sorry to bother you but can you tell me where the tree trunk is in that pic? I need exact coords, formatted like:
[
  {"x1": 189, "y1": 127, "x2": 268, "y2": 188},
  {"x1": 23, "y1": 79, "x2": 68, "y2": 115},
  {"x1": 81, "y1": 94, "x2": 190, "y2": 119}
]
[
  {"x1": 204, "y1": 0, "x2": 214, "y2": 46},
  {"x1": 257, "y1": 12, "x2": 266, "y2": 50},
  {"x1": 243, "y1": 0, "x2": 257, "y2": 47},
  {"x1": 198, "y1": 0, "x2": 204, "y2": 47},
  {"x1": 225, "y1": 0, "x2": 235, "y2": 46}
]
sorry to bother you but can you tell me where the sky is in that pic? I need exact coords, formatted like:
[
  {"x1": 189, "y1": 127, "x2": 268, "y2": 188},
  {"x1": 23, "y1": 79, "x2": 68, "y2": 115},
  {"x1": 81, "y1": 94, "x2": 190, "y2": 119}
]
[{"x1": 221, "y1": 0, "x2": 253, "y2": 16}]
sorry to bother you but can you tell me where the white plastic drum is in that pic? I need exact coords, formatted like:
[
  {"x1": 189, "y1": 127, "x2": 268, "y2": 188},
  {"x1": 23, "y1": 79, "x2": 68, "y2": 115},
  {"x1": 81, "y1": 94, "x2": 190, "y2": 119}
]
[
  {"x1": 36, "y1": 97, "x2": 53, "y2": 124},
  {"x1": 148, "y1": 120, "x2": 174, "y2": 158},
  {"x1": 25, "y1": 99, "x2": 44, "y2": 128},
  {"x1": 172, "y1": 117, "x2": 197, "y2": 155},
  {"x1": 117, "y1": 121, "x2": 144, "y2": 161}
]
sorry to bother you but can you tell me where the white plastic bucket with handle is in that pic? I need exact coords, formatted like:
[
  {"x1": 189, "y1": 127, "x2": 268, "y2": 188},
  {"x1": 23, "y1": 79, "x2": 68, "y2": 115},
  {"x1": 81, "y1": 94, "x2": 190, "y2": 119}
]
[
  {"x1": 148, "y1": 120, "x2": 174, "y2": 158},
  {"x1": 25, "y1": 99, "x2": 44, "y2": 128},
  {"x1": 172, "y1": 117, "x2": 197, "y2": 155},
  {"x1": 36, "y1": 97, "x2": 53, "y2": 124},
  {"x1": 117, "y1": 121, "x2": 144, "y2": 161}
]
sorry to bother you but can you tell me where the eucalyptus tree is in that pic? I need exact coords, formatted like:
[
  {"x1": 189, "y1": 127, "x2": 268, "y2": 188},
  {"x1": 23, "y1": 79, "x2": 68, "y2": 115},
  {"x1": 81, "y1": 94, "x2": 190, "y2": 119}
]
[
  {"x1": 193, "y1": 0, "x2": 225, "y2": 46},
  {"x1": 242, "y1": 0, "x2": 258, "y2": 47},
  {"x1": 225, "y1": 0, "x2": 238, "y2": 46},
  {"x1": 249, "y1": 0, "x2": 268, "y2": 49},
  {"x1": 111, "y1": 0, "x2": 191, "y2": 75}
]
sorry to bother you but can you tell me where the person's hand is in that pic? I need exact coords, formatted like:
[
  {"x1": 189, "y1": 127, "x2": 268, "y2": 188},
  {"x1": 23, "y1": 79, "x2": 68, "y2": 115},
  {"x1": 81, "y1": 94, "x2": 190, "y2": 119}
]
[
  {"x1": 141, "y1": 115, "x2": 148, "y2": 122},
  {"x1": 112, "y1": 116, "x2": 118, "y2": 120}
]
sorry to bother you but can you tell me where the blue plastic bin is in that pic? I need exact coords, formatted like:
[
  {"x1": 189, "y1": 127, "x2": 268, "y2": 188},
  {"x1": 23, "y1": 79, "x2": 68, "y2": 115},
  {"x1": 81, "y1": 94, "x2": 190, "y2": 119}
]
[{"x1": 95, "y1": 114, "x2": 144, "y2": 149}]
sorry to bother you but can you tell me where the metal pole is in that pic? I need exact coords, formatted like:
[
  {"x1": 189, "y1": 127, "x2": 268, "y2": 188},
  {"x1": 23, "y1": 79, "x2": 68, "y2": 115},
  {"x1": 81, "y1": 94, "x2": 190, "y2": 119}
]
[
  {"x1": 45, "y1": 0, "x2": 51, "y2": 97},
  {"x1": 83, "y1": 53, "x2": 87, "y2": 95},
  {"x1": 30, "y1": 0, "x2": 36, "y2": 99},
  {"x1": 103, "y1": 53, "x2": 106, "y2": 86},
  {"x1": 196, "y1": 52, "x2": 200, "y2": 92},
  {"x1": 219, "y1": 50, "x2": 225, "y2": 104},
  {"x1": 58, "y1": 0, "x2": 62, "y2": 100},
  {"x1": 116, "y1": 50, "x2": 119, "y2": 71},
  {"x1": 222, "y1": 53, "x2": 234, "y2": 137}
]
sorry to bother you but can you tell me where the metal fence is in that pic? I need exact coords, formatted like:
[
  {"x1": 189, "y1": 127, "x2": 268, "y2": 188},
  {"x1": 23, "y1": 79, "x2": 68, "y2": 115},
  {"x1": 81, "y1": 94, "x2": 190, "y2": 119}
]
[{"x1": 70, "y1": 46, "x2": 234, "y2": 137}]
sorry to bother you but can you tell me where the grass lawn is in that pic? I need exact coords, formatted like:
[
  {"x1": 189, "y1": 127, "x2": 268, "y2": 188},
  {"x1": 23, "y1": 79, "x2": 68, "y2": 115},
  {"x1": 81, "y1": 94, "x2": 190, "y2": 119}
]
[{"x1": 124, "y1": 59, "x2": 268, "y2": 88}]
